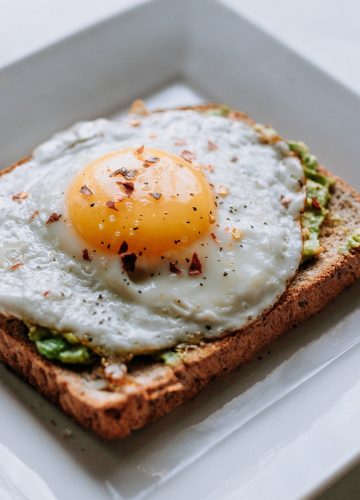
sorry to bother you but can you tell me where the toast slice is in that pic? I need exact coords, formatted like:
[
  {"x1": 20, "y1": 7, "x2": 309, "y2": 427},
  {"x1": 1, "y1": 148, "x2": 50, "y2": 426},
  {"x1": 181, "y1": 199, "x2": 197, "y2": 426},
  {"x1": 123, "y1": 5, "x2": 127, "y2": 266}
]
[{"x1": 0, "y1": 105, "x2": 359, "y2": 439}]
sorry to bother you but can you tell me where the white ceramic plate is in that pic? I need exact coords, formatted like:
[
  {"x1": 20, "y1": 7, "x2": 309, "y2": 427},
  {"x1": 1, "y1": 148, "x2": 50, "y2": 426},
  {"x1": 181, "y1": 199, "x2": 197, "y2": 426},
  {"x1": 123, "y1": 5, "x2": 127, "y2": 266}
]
[{"x1": 0, "y1": 1, "x2": 360, "y2": 499}]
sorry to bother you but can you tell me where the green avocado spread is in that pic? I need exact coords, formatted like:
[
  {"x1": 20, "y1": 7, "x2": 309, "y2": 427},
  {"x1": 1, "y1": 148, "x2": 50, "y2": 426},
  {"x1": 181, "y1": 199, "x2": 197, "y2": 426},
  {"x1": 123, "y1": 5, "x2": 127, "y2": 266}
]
[
  {"x1": 338, "y1": 233, "x2": 360, "y2": 254},
  {"x1": 287, "y1": 141, "x2": 334, "y2": 261},
  {"x1": 28, "y1": 325, "x2": 96, "y2": 365},
  {"x1": 154, "y1": 350, "x2": 181, "y2": 366}
]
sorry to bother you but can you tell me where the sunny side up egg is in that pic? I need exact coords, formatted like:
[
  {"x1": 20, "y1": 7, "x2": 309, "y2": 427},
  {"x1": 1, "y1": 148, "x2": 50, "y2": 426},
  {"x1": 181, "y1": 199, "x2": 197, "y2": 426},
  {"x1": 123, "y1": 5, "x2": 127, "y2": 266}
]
[{"x1": 0, "y1": 109, "x2": 305, "y2": 355}]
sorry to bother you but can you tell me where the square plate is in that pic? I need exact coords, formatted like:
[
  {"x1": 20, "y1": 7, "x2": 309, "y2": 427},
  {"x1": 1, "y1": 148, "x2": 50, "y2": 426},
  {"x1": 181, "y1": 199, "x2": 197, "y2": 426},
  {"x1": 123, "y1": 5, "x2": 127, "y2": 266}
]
[{"x1": 0, "y1": 1, "x2": 360, "y2": 499}]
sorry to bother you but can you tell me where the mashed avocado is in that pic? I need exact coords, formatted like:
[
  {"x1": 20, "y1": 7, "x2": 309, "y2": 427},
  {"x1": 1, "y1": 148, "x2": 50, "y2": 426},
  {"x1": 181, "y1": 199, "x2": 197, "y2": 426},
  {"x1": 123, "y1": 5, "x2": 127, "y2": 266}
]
[
  {"x1": 346, "y1": 233, "x2": 360, "y2": 250},
  {"x1": 28, "y1": 322, "x2": 182, "y2": 368},
  {"x1": 287, "y1": 141, "x2": 334, "y2": 260},
  {"x1": 338, "y1": 233, "x2": 360, "y2": 254},
  {"x1": 155, "y1": 350, "x2": 181, "y2": 366},
  {"x1": 28, "y1": 325, "x2": 96, "y2": 365}
]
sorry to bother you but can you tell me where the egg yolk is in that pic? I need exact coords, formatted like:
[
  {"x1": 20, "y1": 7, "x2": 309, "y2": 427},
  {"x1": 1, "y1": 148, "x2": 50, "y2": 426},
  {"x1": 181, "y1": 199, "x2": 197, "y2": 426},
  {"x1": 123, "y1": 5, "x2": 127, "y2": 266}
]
[{"x1": 67, "y1": 147, "x2": 216, "y2": 256}]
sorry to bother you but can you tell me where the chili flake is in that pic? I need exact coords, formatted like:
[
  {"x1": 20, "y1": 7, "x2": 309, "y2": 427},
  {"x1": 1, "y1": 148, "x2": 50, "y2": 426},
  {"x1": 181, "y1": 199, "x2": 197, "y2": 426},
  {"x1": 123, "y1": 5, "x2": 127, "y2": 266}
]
[
  {"x1": 46, "y1": 212, "x2": 62, "y2": 224},
  {"x1": 117, "y1": 181, "x2": 134, "y2": 196},
  {"x1": 169, "y1": 262, "x2": 182, "y2": 275},
  {"x1": 312, "y1": 197, "x2": 321, "y2": 210},
  {"x1": 134, "y1": 145, "x2": 144, "y2": 155},
  {"x1": 9, "y1": 262, "x2": 23, "y2": 271},
  {"x1": 211, "y1": 232, "x2": 220, "y2": 244},
  {"x1": 110, "y1": 167, "x2": 137, "y2": 180},
  {"x1": 144, "y1": 156, "x2": 159, "y2": 164},
  {"x1": 207, "y1": 140, "x2": 218, "y2": 151},
  {"x1": 181, "y1": 150, "x2": 196, "y2": 162},
  {"x1": 121, "y1": 253, "x2": 137, "y2": 272},
  {"x1": 82, "y1": 249, "x2": 92, "y2": 261},
  {"x1": 106, "y1": 200, "x2": 118, "y2": 211},
  {"x1": 143, "y1": 156, "x2": 160, "y2": 168},
  {"x1": 118, "y1": 241, "x2": 129, "y2": 254},
  {"x1": 79, "y1": 185, "x2": 93, "y2": 196},
  {"x1": 189, "y1": 253, "x2": 202, "y2": 275},
  {"x1": 30, "y1": 210, "x2": 39, "y2": 221},
  {"x1": 280, "y1": 195, "x2": 291, "y2": 208},
  {"x1": 12, "y1": 191, "x2": 28, "y2": 201}
]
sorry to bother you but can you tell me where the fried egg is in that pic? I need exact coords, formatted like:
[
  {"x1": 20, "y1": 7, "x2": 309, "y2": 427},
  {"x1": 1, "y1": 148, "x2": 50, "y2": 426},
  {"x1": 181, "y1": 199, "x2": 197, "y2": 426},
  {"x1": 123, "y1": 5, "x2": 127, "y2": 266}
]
[{"x1": 0, "y1": 108, "x2": 305, "y2": 354}]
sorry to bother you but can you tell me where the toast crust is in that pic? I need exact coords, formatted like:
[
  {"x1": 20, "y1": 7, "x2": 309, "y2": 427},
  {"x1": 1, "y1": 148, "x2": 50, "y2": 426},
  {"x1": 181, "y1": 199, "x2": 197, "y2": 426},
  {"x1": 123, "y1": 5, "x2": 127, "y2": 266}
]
[{"x1": 0, "y1": 106, "x2": 359, "y2": 438}]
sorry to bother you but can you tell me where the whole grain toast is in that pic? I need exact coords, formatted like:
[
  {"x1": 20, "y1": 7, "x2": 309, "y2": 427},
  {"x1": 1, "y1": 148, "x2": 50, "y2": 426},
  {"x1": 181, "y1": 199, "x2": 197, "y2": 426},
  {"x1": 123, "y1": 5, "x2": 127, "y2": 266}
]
[{"x1": 0, "y1": 105, "x2": 359, "y2": 439}]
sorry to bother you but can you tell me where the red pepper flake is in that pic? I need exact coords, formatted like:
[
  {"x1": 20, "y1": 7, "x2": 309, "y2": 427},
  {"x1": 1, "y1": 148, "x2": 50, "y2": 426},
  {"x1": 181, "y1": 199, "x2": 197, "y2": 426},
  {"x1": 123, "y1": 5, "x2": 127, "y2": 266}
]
[
  {"x1": 204, "y1": 164, "x2": 215, "y2": 173},
  {"x1": 46, "y1": 212, "x2": 62, "y2": 224},
  {"x1": 145, "y1": 156, "x2": 160, "y2": 163},
  {"x1": 280, "y1": 195, "x2": 291, "y2": 208},
  {"x1": 207, "y1": 140, "x2": 218, "y2": 151},
  {"x1": 134, "y1": 145, "x2": 144, "y2": 155},
  {"x1": 181, "y1": 150, "x2": 196, "y2": 162},
  {"x1": 211, "y1": 232, "x2": 220, "y2": 244},
  {"x1": 43, "y1": 290, "x2": 50, "y2": 297},
  {"x1": 30, "y1": 210, "x2": 39, "y2": 221},
  {"x1": 82, "y1": 249, "x2": 92, "y2": 261},
  {"x1": 188, "y1": 252, "x2": 202, "y2": 275},
  {"x1": 312, "y1": 197, "x2": 321, "y2": 210},
  {"x1": 143, "y1": 156, "x2": 160, "y2": 168},
  {"x1": 10, "y1": 262, "x2": 23, "y2": 271},
  {"x1": 175, "y1": 138, "x2": 187, "y2": 146},
  {"x1": 169, "y1": 262, "x2": 182, "y2": 275},
  {"x1": 80, "y1": 185, "x2": 93, "y2": 196},
  {"x1": 121, "y1": 253, "x2": 137, "y2": 272},
  {"x1": 106, "y1": 200, "x2": 118, "y2": 211},
  {"x1": 118, "y1": 241, "x2": 129, "y2": 254},
  {"x1": 12, "y1": 191, "x2": 28, "y2": 201},
  {"x1": 117, "y1": 181, "x2": 134, "y2": 196},
  {"x1": 149, "y1": 192, "x2": 162, "y2": 200},
  {"x1": 110, "y1": 167, "x2": 137, "y2": 180}
]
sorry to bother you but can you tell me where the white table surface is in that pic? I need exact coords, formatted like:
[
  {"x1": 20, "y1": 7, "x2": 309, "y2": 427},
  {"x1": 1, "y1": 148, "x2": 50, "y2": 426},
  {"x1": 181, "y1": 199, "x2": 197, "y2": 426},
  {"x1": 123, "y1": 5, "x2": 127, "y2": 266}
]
[{"x1": 1, "y1": 1, "x2": 360, "y2": 498}]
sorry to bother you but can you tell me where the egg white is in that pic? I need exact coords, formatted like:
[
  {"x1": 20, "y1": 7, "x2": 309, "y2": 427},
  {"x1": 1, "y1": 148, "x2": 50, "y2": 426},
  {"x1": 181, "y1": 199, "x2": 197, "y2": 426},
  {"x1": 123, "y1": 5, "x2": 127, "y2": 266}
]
[{"x1": 0, "y1": 110, "x2": 305, "y2": 354}]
